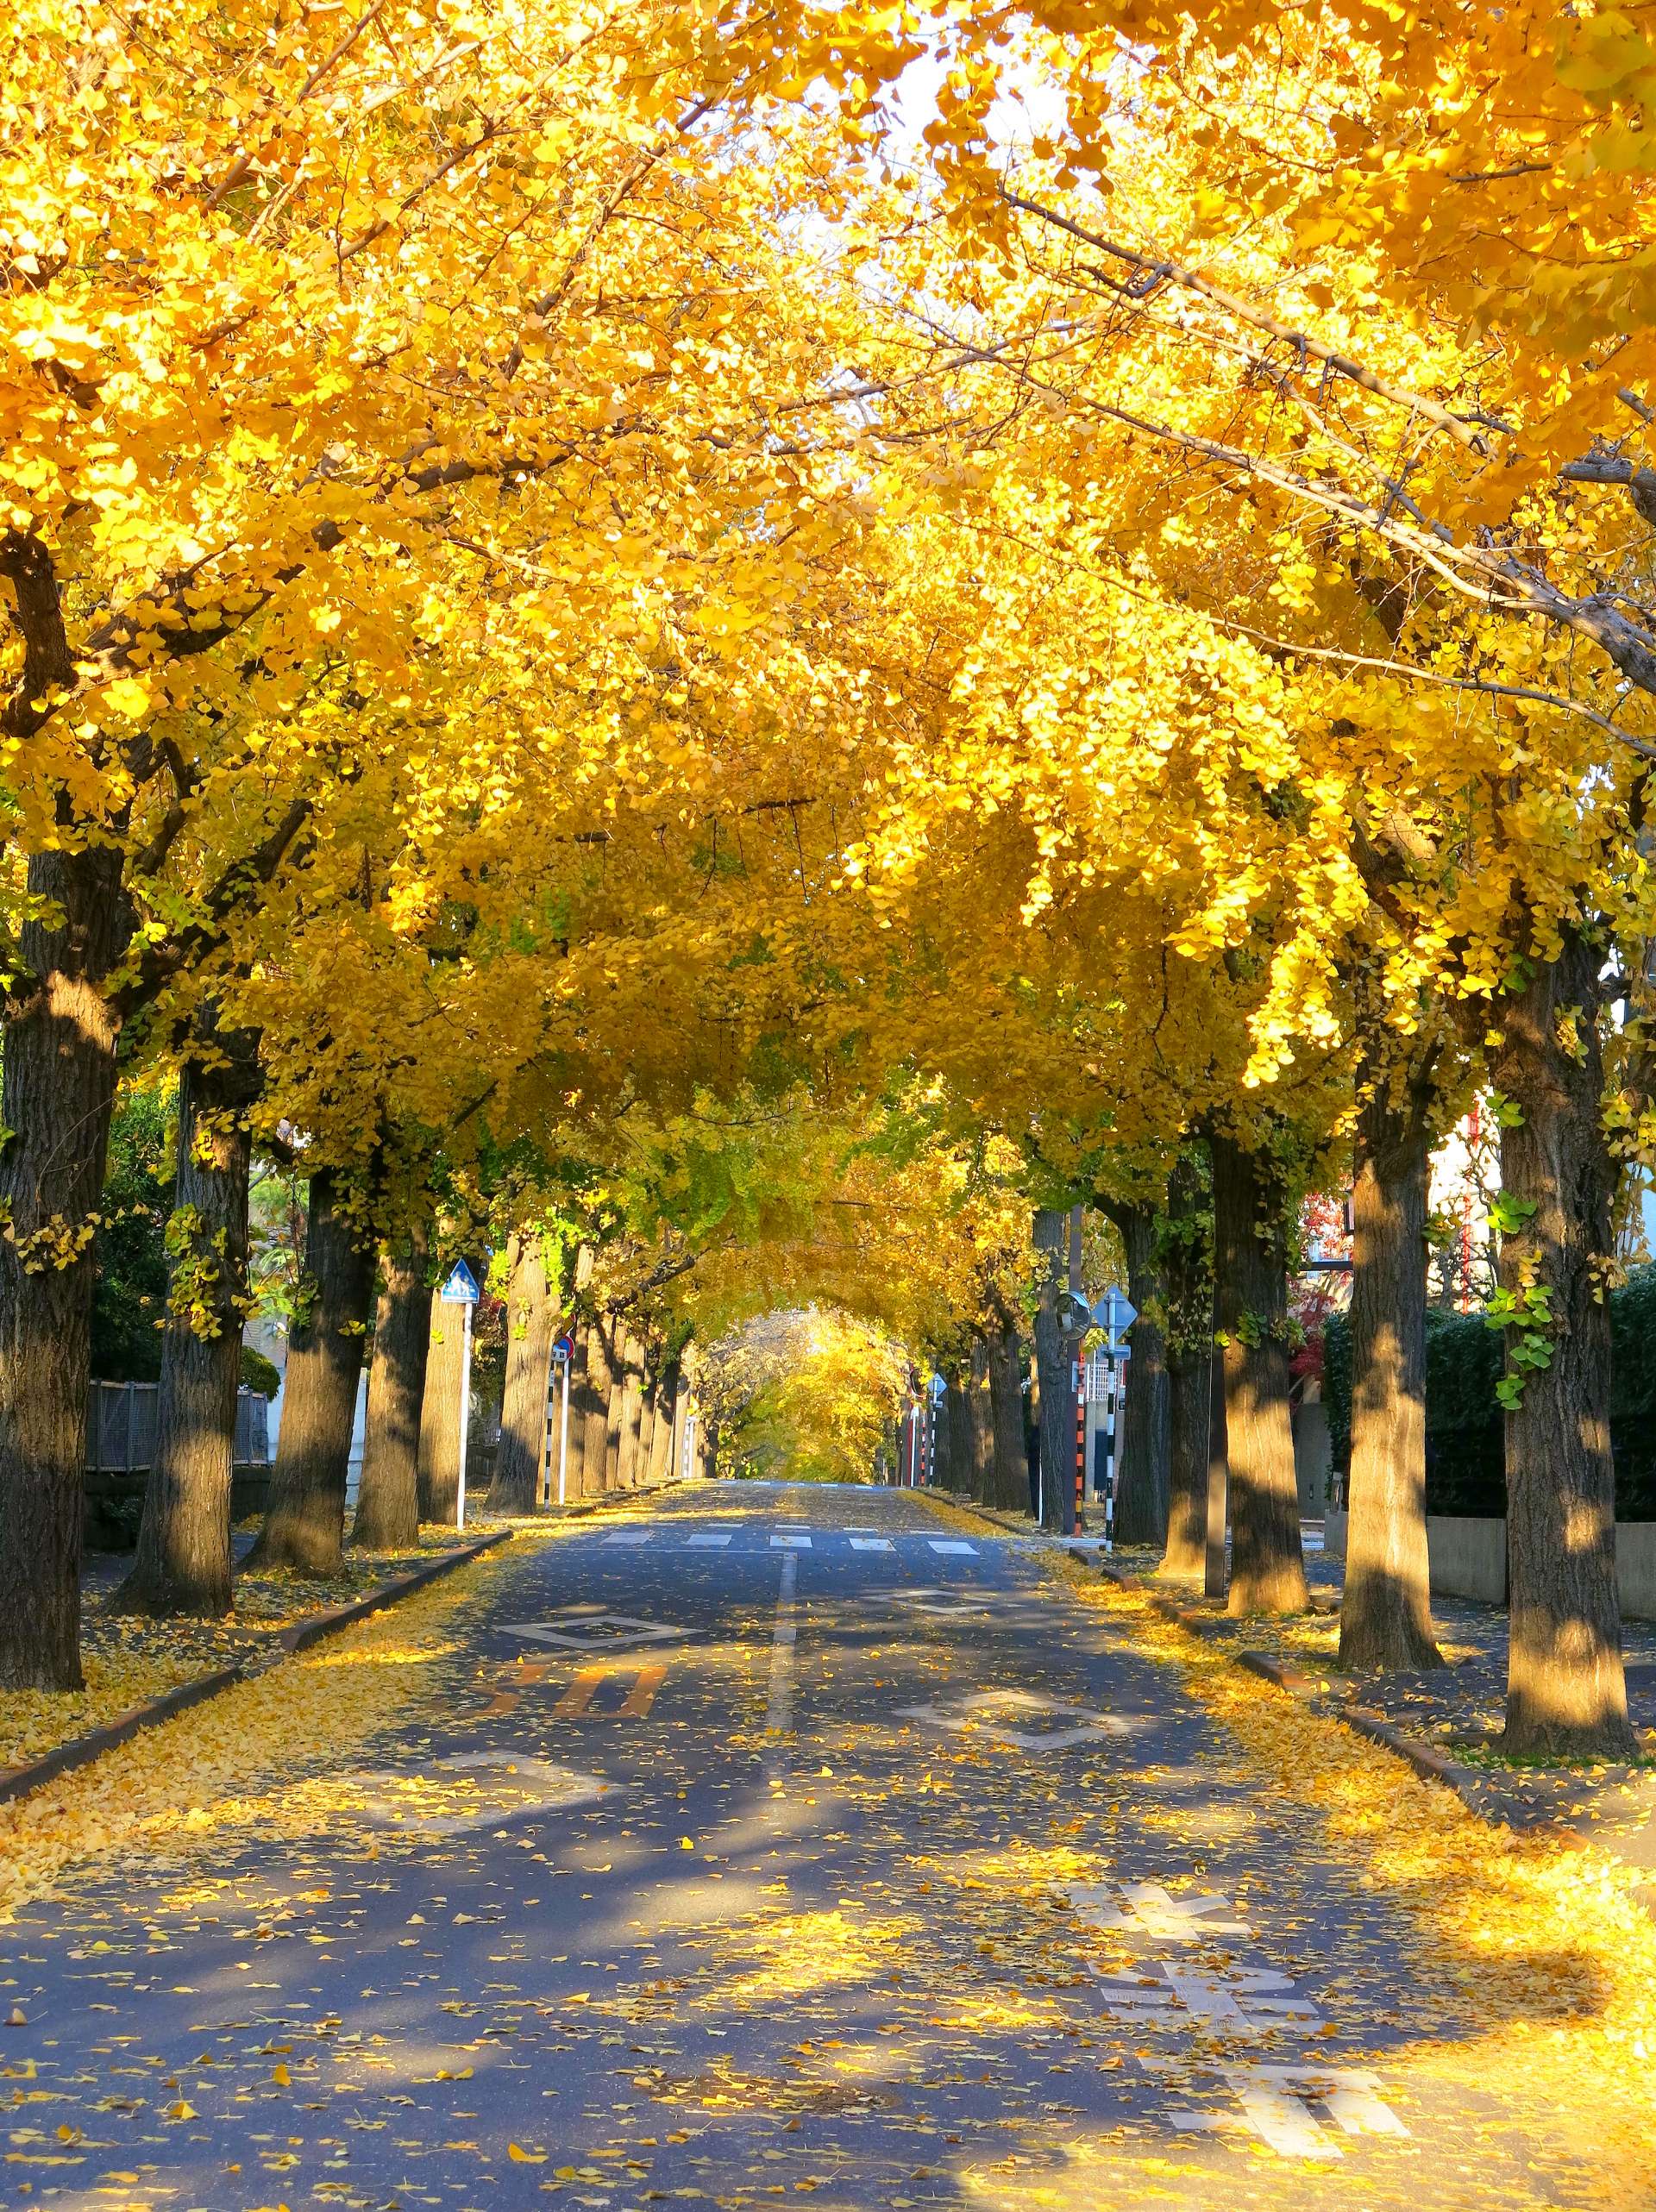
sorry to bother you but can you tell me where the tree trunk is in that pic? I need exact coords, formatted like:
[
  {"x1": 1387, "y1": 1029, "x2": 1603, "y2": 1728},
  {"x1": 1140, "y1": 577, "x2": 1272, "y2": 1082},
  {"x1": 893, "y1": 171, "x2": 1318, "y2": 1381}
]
[
  {"x1": 583, "y1": 1319, "x2": 619, "y2": 1493},
  {"x1": 1491, "y1": 934, "x2": 1634, "y2": 1759},
  {"x1": 649, "y1": 1368, "x2": 677, "y2": 1485},
  {"x1": 116, "y1": 1029, "x2": 260, "y2": 1616},
  {"x1": 490, "y1": 1232, "x2": 554, "y2": 1514},
  {"x1": 1032, "y1": 1208, "x2": 1073, "y2": 1532},
  {"x1": 964, "y1": 1339, "x2": 994, "y2": 1502},
  {"x1": 1211, "y1": 1131, "x2": 1308, "y2": 1614},
  {"x1": 671, "y1": 1369, "x2": 691, "y2": 1485},
  {"x1": 617, "y1": 1334, "x2": 646, "y2": 1488},
  {"x1": 1159, "y1": 1150, "x2": 1211, "y2": 1580},
  {"x1": 1106, "y1": 1202, "x2": 1170, "y2": 1545},
  {"x1": 246, "y1": 1168, "x2": 373, "y2": 1574},
  {"x1": 984, "y1": 1319, "x2": 1028, "y2": 1511},
  {"x1": 417, "y1": 1294, "x2": 467, "y2": 1526},
  {"x1": 0, "y1": 843, "x2": 129, "y2": 1689},
  {"x1": 1340, "y1": 1068, "x2": 1442, "y2": 1670},
  {"x1": 353, "y1": 1221, "x2": 431, "y2": 1551},
  {"x1": 946, "y1": 1370, "x2": 974, "y2": 1497}
]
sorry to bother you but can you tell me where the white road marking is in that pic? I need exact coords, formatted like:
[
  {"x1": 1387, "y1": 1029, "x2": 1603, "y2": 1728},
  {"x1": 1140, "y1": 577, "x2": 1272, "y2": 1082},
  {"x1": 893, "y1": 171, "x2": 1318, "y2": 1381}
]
[
  {"x1": 503, "y1": 1612, "x2": 686, "y2": 1651},
  {"x1": 1094, "y1": 1963, "x2": 1323, "y2": 2036},
  {"x1": 765, "y1": 1551, "x2": 799, "y2": 1782},
  {"x1": 770, "y1": 1532, "x2": 812, "y2": 1549},
  {"x1": 849, "y1": 1536, "x2": 894, "y2": 1551},
  {"x1": 1069, "y1": 1881, "x2": 1254, "y2": 1943},
  {"x1": 686, "y1": 1531, "x2": 734, "y2": 1548},
  {"x1": 1150, "y1": 2061, "x2": 1408, "y2": 2158},
  {"x1": 927, "y1": 1538, "x2": 977, "y2": 1555},
  {"x1": 601, "y1": 1529, "x2": 652, "y2": 1545},
  {"x1": 900, "y1": 1689, "x2": 1145, "y2": 1751}
]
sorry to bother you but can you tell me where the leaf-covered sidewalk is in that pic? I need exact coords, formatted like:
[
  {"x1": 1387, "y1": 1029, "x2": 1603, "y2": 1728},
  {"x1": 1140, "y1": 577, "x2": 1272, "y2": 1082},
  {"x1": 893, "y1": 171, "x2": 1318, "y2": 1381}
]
[
  {"x1": 1099, "y1": 1533, "x2": 1656, "y2": 1884},
  {"x1": 0, "y1": 1524, "x2": 515, "y2": 1783}
]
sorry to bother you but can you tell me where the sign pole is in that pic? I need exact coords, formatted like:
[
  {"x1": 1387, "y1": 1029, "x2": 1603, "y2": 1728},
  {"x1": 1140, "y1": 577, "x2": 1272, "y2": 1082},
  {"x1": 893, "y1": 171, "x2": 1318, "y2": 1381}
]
[
  {"x1": 456, "y1": 1296, "x2": 473, "y2": 1532},
  {"x1": 557, "y1": 1356, "x2": 570, "y2": 1507}
]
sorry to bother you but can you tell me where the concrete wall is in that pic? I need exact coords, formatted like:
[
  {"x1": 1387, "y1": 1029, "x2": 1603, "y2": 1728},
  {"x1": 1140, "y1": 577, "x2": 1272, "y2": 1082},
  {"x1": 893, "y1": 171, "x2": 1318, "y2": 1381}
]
[{"x1": 1322, "y1": 1509, "x2": 1656, "y2": 1620}]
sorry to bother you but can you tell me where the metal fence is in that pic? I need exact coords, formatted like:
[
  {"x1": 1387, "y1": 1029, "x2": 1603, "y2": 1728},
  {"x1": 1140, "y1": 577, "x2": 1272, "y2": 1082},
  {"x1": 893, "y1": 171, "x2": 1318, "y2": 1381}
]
[{"x1": 85, "y1": 1381, "x2": 272, "y2": 1472}]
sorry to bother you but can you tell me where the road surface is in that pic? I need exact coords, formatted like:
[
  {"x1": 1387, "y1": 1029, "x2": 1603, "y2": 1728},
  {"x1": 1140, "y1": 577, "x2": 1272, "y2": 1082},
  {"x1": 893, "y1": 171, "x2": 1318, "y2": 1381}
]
[{"x1": 0, "y1": 1482, "x2": 1634, "y2": 2210}]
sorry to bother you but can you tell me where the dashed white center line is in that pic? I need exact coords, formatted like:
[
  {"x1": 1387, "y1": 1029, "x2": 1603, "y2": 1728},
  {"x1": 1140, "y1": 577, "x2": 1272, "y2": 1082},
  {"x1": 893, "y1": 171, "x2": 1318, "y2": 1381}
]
[{"x1": 764, "y1": 1551, "x2": 798, "y2": 1782}]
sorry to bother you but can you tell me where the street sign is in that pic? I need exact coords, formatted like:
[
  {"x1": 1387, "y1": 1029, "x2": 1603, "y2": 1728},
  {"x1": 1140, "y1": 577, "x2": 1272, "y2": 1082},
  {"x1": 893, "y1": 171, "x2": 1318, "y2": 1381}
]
[
  {"x1": 927, "y1": 1373, "x2": 947, "y2": 1403},
  {"x1": 440, "y1": 1259, "x2": 481, "y2": 1305},
  {"x1": 551, "y1": 1332, "x2": 576, "y2": 1365},
  {"x1": 1092, "y1": 1283, "x2": 1136, "y2": 1350}
]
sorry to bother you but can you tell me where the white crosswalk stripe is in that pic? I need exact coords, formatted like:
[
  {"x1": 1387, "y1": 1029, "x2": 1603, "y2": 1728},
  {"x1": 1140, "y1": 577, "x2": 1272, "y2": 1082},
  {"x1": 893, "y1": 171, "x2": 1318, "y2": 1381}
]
[
  {"x1": 928, "y1": 1538, "x2": 977, "y2": 1555},
  {"x1": 849, "y1": 1536, "x2": 894, "y2": 1551}
]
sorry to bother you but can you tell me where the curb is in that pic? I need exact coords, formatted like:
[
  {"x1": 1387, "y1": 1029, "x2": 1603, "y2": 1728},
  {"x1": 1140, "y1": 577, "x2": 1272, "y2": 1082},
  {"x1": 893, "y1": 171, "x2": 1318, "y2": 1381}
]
[
  {"x1": 275, "y1": 1529, "x2": 511, "y2": 1657},
  {"x1": 0, "y1": 1529, "x2": 514, "y2": 1811}
]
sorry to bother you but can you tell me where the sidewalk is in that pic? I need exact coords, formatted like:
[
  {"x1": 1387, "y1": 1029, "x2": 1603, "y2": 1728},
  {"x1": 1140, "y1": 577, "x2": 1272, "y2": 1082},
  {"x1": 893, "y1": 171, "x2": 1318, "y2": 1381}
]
[{"x1": 925, "y1": 1486, "x2": 1656, "y2": 1891}]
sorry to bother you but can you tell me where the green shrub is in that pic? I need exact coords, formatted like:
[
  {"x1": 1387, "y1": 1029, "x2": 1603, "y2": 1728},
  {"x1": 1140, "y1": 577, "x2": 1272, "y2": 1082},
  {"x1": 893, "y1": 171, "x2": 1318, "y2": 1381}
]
[{"x1": 1324, "y1": 1269, "x2": 1656, "y2": 1520}]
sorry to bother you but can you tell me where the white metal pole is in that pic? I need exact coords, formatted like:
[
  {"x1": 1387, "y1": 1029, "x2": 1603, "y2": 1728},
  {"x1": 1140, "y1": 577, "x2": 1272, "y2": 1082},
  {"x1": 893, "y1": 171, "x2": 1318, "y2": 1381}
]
[
  {"x1": 456, "y1": 1298, "x2": 473, "y2": 1532},
  {"x1": 557, "y1": 1357, "x2": 570, "y2": 1507}
]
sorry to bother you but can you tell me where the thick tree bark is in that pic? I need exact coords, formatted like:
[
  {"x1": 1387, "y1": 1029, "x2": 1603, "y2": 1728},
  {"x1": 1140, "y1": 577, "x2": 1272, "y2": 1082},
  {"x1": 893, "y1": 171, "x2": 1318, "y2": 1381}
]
[
  {"x1": 489, "y1": 1232, "x2": 554, "y2": 1514},
  {"x1": 617, "y1": 1332, "x2": 646, "y2": 1488},
  {"x1": 0, "y1": 843, "x2": 129, "y2": 1689},
  {"x1": 670, "y1": 1368, "x2": 692, "y2": 1485},
  {"x1": 1491, "y1": 936, "x2": 1634, "y2": 1759},
  {"x1": 353, "y1": 1221, "x2": 431, "y2": 1551},
  {"x1": 583, "y1": 1319, "x2": 619, "y2": 1492},
  {"x1": 964, "y1": 1338, "x2": 995, "y2": 1502},
  {"x1": 1159, "y1": 1150, "x2": 1212, "y2": 1580},
  {"x1": 116, "y1": 1028, "x2": 260, "y2": 1616},
  {"x1": 246, "y1": 1168, "x2": 373, "y2": 1574},
  {"x1": 1032, "y1": 1208, "x2": 1074, "y2": 1532},
  {"x1": 1340, "y1": 1066, "x2": 1443, "y2": 1671},
  {"x1": 649, "y1": 1367, "x2": 677, "y2": 1486},
  {"x1": 946, "y1": 1370, "x2": 974, "y2": 1497},
  {"x1": 1211, "y1": 1131, "x2": 1308, "y2": 1614},
  {"x1": 1103, "y1": 1202, "x2": 1170, "y2": 1546},
  {"x1": 417, "y1": 1294, "x2": 467, "y2": 1526},
  {"x1": 984, "y1": 1318, "x2": 1029, "y2": 1512}
]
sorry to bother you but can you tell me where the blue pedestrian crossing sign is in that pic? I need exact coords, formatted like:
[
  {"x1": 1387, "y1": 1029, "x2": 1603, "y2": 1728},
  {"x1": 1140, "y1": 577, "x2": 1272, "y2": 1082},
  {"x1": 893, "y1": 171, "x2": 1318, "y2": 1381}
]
[{"x1": 439, "y1": 1259, "x2": 481, "y2": 1305}]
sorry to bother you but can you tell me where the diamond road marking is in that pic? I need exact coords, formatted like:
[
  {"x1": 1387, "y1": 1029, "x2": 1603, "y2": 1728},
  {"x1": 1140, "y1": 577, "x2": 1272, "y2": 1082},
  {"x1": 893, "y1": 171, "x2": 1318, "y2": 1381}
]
[
  {"x1": 849, "y1": 1536, "x2": 894, "y2": 1551},
  {"x1": 900, "y1": 1689, "x2": 1145, "y2": 1751},
  {"x1": 503, "y1": 1612, "x2": 687, "y2": 1652},
  {"x1": 770, "y1": 1532, "x2": 812, "y2": 1549},
  {"x1": 354, "y1": 1754, "x2": 612, "y2": 1837},
  {"x1": 927, "y1": 1539, "x2": 977, "y2": 1555},
  {"x1": 1070, "y1": 1881, "x2": 1254, "y2": 1943},
  {"x1": 879, "y1": 1585, "x2": 993, "y2": 1614}
]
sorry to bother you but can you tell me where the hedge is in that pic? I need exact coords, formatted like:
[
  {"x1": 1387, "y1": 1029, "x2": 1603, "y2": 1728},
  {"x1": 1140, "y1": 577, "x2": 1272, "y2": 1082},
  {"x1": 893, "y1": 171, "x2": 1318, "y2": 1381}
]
[{"x1": 1323, "y1": 1264, "x2": 1656, "y2": 1520}]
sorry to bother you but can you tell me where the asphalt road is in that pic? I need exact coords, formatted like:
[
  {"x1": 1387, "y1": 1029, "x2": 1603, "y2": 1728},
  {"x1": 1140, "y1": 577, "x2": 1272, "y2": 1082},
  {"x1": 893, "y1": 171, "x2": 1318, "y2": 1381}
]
[{"x1": 0, "y1": 1482, "x2": 1630, "y2": 2211}]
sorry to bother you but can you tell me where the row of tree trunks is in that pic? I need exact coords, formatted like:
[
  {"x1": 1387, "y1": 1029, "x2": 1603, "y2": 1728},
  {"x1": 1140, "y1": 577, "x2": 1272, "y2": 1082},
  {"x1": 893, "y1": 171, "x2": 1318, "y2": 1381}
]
[
  {"x1": 1159, "y1": 1150, "x2": 1211, "y2": 1581},
  {"x1": 352, "y1": 1222, "x2": 432, "y2": 1550},
  {"x1": 0, "y1": 844, "x2": 130, "y2": 1689},
  {"x1": 246, "y1": 1169, "x2": 375, "y2": 1575},
  {"x1": 116, "y1": 1023, "x2": 263, "y2": 1617},
  {"x1": 1210, "y1": 1131, "x2": 1308, "y2": 1617},
  {"x1": 1116, "y1": 1206, "x2": 1171, "y2": 1546},
  {"x1": 489, "y1": 1233, "x2": 555, "y2": 1514}
]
